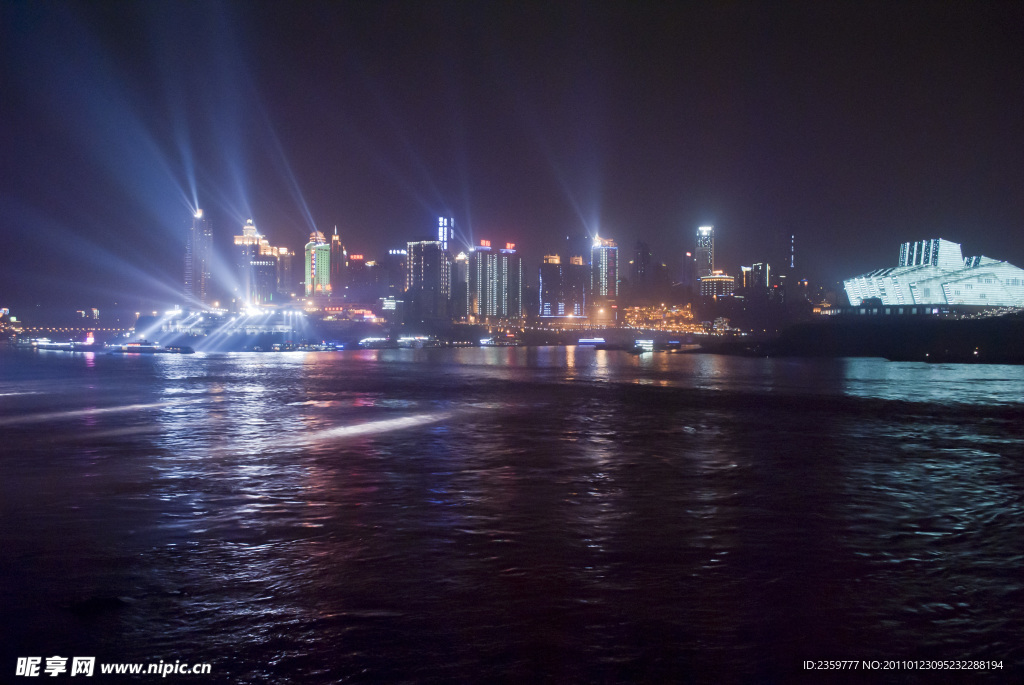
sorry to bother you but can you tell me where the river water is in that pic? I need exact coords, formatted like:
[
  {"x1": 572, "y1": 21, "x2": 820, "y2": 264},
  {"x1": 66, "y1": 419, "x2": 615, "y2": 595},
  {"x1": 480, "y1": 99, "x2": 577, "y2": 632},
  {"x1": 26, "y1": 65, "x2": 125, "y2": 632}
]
[{"x1": 1, "y1": 347, "x2": 1022, "y2": 683}]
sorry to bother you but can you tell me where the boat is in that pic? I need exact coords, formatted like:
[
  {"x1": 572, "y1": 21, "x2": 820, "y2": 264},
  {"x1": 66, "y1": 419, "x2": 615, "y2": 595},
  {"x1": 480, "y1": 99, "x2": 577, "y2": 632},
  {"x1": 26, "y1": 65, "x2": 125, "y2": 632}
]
[
  {"x1": 71, "y1": 332, "x2": 105, "y2": 352},
  {"x1": 163, "y1": 345, "x2": 195, "y2": 354},
  {"x1": 106, "y1": 340, "x2": 163, "y2": 354}
]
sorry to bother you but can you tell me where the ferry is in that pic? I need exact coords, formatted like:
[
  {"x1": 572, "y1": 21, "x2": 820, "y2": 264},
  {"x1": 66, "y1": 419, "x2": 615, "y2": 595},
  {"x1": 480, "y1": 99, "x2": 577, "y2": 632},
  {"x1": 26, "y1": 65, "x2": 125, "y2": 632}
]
[
  {"x1": 106, "y1": 340, "x2": 163, "y2": 354},
  {"x1": 71, "y1": 332, "x2": 105, "y2": 352}
]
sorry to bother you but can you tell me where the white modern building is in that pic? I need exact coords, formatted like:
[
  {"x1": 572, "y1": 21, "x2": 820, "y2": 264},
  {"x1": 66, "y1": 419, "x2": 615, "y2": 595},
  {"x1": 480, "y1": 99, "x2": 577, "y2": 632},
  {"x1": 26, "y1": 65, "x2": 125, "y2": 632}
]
[{"x1": 844, "y1": 238, "x2": 1024, "y2": 307}]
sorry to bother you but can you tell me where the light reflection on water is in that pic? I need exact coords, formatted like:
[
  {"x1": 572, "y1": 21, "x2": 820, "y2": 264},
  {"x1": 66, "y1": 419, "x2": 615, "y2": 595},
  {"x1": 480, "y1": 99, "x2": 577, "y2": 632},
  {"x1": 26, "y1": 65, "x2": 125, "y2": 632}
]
[{"x1": 0, "y1": 348, "x2": 1021, "y2": 683}]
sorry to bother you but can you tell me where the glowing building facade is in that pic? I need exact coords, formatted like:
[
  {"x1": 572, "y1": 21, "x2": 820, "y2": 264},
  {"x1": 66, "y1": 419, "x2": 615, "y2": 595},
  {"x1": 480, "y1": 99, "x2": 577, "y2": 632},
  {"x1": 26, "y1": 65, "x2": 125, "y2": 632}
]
[
  {"x1": 844, "y1": 238, "x2": 1024, "y2": 307},
  {"x1": 539, "y1": 255, "x2": 563, "y2": 317},
  {"x1": 184, "y1": 209, "x2": 213, "y2": 307},
  {"x1": 451, "y1": 251, "x2": 470, "y2": 320},
  {"x1": 468, "y1": 241, "x2": 523, "y2": 321},
  {"x1": 591, "y1": 236, "x2": 618, "y2": 298},
  {"x1": 538, "y1": 254, "x2": 587, "y2": 318},
  {"x1": 304, "y1": 231, "x2": 330, "y2": 298},
  {"x1": 235, "y1": 219, "x2": 266, "y2": 306},
  {"x1": 437, "y1": 217, "x2": 454, "y2": 252},
  {"x1": 233, "y1": 219, "x2": 292, "y2": 306},
  {"x1": 696, "y1": 226, "x2": 714, "y2": 278},
  {"x1": 700, "y1": 272, "x2": 735, "y2": 297}
]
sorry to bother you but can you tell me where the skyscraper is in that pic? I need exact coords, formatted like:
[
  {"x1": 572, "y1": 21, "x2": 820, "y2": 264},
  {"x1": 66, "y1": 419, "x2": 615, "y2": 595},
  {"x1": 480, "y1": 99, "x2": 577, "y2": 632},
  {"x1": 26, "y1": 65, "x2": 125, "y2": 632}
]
[
  {"x1": 184, "y1": 209, "x2": 213, "y2": 308},
  {"x1": 304, "y1": 231, "x2": 330, "y2": 298},
  {"x1": 234, "y1": 219, "x2": 290, "y2": 307},
  {"x1": 437, "y1": 217, "x2": 454, "y2": 252},
  {"x1": 631, "y1": 240, "x2": 652, "y2": 301},
  {"x1": 696, "y1": 226, "x2": 714, "y2": 279},
  {"x1": 451, "y1": 251, "x2": 470, "y2": 320},
  {"x1": 405, "y1": 239, "x2": 451, "y2": 323},
  {"x1": 591, "y1": 235, "x2": 618, "y2": 298},
  {"x1": 565, "y1": 256, "x2": 587, "y2": 316},
  {"x1": 497, "y1": 243, "x2": 523, "y2": 320},
  {"x1": 330, "y1": 227, "x2": 347, "y2": 300},
  {"x1": 467, "y1": 241, "x2": 523, "y2": 321},
  {"x1": 276, "y1": 247, "x2": 294, "y2": 299},
  {"x1": 539, "y1": 255, "x2": 563, "y2": 317},
  {"x1": 234, "y1": 219, "x2": 262, "y2": 307},
  {"x1": 751, "y1": 262, "x2": 771, "y2": 290}
]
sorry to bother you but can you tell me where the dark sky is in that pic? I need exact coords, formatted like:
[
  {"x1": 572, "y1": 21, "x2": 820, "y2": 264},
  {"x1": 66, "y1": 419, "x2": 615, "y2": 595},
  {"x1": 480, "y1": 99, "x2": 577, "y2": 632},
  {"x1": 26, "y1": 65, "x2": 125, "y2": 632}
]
[{"x1": 2, "y1": 1, "x2": 1023, "y2": 310}]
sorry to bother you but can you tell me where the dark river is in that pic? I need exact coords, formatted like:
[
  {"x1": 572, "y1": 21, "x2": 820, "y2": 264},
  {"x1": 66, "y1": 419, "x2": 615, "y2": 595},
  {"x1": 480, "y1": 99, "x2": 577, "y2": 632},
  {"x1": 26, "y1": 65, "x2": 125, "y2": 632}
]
[{"x1": 1, "y1": 347, "x2": 1021, "y2": 683}]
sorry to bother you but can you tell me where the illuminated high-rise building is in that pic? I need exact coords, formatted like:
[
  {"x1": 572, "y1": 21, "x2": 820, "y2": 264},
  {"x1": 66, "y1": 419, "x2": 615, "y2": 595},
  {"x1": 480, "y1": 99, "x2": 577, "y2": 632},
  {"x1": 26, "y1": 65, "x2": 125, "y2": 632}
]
[
  {"x1": 539, "y1": 255, "x2": 563, "y2": 317},
  {"x1": 566, "y1": 256, "x2": 587, "y2": 316},
  {"x1": 498, "y1": 243, "x2": 523, "y2": 320},
  {"x1": 276, "y1": 247, "x2": 294, "y2": 299},
  {"x1": 591, "y1": 235, "x2": 618, "y2": 298},
  {"x1": 467, "y1": 241, "x2": 523, "y2": 321},
  {"x1": 382, "y1": 249, "x2": 408, "y2": 298},
  {"x1": 252, "y1": 243, "x2": 278, "y2": 305},
  {"x1": 700, "y1": 272, "x2": 735, "y2": 297},
  {"x1": 438, "y1": 217, "x2": 454, "y2": 252},
  {"x1": 405, "y1": 239, "x2": 451, "y2": 323},
  {"x1": 234, "y1": 219, "x2": 290, "y2": 306},
  {"x1": 739, "y1": 266, "x2": 753, "y2": 289},
  {"x1": 751, "y1": 262, "x2": 771, "y2": 290},
  {"x1": 696, "y1": 226, "x2": 714, "y2": 278},
  {"x1": 304, "y1": 231, "x2": 330, "y2": 298},
  {"x1": 451, "y1": 251, "x2": 470, "y2": 320},
  {"x1": 184, "y1": 208, "x2": 213, "y2": 307},
  {"x1": 329, "y1": 227, "x2": 348, "y2": 300},
  {"x1": 234, "y1": 219, "x2": 262, "y2": 307},
  {"x1": 539, "y1": 254, "x2": 586, "y2": 318}
]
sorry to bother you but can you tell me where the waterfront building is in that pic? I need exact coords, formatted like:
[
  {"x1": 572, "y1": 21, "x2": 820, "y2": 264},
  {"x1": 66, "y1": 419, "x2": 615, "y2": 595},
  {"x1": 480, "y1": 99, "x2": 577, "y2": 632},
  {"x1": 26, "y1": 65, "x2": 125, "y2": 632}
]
[
  {"x1": 844, "y1": 238, "x2": 1024, "y2": 306},
  {"x1": 329, "y1": 228, "x2": 347, "y2": 299},
  {"x1": 251, "y1": 246, "x2": 278, "y2": 305},
  {"x1": 234, "y1": 219, "x2": 261, "y2": 305},
  {"x1": 539, "y1": 255, "x2": 563, "y2": 317},
  {"x1": 276, "y1": 247, "x2": 294, "y2": 299},
  {"x1": 381, "y1": 249, "x2": 408, "y2": 299},
  {"x1": 468, "y1": 241, "x2": 523, "y2": 322},
  {"x1": 405, "y1": 239, "x2": 451, "y2": 323},
  {"x1": 304, "y1": 231, "x2": 330, "y2": 299},
  {"x1": 566, "y1": 256, "x2": 587, "y2": 316},
  {"x1": 184, "y1": 209, "x2": 213, "y2": 308},
  {"x1": 696, "y1": 226, "x2": 714, "y2": 279},
  {"x1": 700, "y1": 271, "x2": 735, "y2": 298},
  {"x1": 539, "y1": 254, "x2": 588, "y2": 319},
  {"x1": 591, "y1": 236, "x2": 618, "y2": 298},
  {"x1": 346, "y1": 254, "x2": 371, "y2": 301},
  {"x1": 232, "y1": 218, "x2": 293, "y2": 307},
  {"x1": 451, "y1": 251, "x2": 470, "y2": 320}
]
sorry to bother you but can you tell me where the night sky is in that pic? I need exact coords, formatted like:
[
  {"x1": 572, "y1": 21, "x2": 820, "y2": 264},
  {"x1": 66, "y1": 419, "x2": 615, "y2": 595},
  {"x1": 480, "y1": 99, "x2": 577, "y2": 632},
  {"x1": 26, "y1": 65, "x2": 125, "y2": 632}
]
[{"x1": 2, "y1": 1, "x2": 1023, "y2": 310}]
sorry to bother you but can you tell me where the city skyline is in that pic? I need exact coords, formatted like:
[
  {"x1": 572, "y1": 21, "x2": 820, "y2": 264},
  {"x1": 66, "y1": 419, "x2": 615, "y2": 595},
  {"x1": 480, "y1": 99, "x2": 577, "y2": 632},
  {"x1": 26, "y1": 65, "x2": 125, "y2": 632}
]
[{"x1": 3, "y1": 2, "x2": 1024, "y2": 310}]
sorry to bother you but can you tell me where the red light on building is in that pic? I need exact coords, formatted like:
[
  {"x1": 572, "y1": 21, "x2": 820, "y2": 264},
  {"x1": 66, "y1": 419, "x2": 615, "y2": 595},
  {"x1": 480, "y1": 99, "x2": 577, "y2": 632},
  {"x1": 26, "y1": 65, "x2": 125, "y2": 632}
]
[
  {"x1": 505, "y1": 242, "x2": 515, "y2": 250},
  {"x1": 350, "y1": 254, "x2": 364, "y2": 260},
  {"x1": 479, "y1": 239, "x2": 491, "y2": 247}
]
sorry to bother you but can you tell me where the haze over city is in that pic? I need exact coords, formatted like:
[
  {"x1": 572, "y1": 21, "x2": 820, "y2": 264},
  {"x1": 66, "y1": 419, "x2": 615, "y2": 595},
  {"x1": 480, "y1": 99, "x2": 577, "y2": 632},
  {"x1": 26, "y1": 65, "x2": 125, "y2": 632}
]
[{"x1": 2, "y1": 1, "x2": 1023, "y2": 311}]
